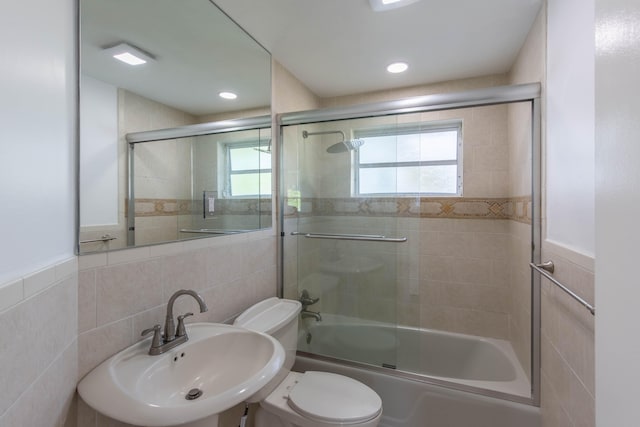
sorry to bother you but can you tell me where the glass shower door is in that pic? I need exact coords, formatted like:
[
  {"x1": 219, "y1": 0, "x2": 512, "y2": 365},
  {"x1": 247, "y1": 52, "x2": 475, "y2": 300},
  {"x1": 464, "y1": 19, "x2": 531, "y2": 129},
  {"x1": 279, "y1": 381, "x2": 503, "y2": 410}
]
[
  {"x1": 279, "y1": 85, "x2": 541, "y2": 404},
  {"x1": 282, "y1": 119, "x2": 403, "y2": 370}
]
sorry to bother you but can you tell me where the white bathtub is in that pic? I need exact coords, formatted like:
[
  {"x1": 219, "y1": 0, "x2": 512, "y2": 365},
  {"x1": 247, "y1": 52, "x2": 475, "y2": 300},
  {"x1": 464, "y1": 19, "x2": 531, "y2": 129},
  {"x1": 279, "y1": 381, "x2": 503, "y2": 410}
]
[{"x1": 295, "y1": 316, "x2": 539, "y2": 427}]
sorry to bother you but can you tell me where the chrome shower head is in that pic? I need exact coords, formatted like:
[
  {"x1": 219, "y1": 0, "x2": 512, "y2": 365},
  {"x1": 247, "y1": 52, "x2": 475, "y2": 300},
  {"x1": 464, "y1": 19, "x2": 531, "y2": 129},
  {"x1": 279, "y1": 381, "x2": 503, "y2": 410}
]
[
  {"x1": 302, "y1": 130, "x2": 365, "y2": 153},
  {"x1": 326, "y1": 138, "x2": 365, "y2": 153},
  {"x1": 253, "y1": 139, "x2": 272, "y2": 154}
]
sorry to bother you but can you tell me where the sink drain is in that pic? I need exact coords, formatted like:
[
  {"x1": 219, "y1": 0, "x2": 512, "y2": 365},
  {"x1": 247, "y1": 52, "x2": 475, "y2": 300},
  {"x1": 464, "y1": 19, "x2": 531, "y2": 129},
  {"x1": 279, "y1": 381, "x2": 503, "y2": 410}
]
[{"x1": 186, "y1": 388, "x2": 203, "y2": 400}]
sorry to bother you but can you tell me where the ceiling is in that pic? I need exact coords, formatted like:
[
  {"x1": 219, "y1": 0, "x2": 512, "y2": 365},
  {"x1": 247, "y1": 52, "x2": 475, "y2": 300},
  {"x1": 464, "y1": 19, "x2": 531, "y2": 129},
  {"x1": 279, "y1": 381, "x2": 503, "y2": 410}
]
[
  {"x1": 81, "y1": 0, "x2": 543, "y2": 116},
  {"x1": 81, "y1": 0, "x2": 271, "y2": 116},
  {"x1": 214, "y1": 0, "x2": 543, "y2": 98}
]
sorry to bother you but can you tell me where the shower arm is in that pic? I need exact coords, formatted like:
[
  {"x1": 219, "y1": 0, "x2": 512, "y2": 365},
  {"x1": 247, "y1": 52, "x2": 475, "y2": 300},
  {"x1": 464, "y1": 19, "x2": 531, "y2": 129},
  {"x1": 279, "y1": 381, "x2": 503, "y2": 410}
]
[
  {"x1": 302, "y1": 129, "x2": 364, "y2": 153},
  {"x1": 302, "y1": 130, "x2": 346, "y2": 140},
  {"x1": 302, "y1": 130, "x2": 354, "y2": 151}
]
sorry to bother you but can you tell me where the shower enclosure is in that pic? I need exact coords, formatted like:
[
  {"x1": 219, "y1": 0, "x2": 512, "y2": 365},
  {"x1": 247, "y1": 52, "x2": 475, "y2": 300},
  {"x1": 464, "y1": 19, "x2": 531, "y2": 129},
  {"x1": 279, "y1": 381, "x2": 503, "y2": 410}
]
[
  {"x1": 278, "y1": 84, "x2": 541, "y2": 405},
  {"x1": 125, "y1": 116, "x2": 272, "y2": 247}
]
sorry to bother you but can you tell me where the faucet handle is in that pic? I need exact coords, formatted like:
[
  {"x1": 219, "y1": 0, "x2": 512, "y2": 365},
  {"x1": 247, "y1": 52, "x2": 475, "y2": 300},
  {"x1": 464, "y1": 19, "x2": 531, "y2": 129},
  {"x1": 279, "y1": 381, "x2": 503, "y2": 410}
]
[
  {"x1": 299, "y1": 289, "x2": 319, "y2": 307},
  {"x1": 176, "y1": 312, "x2": 194, "y2": 337},
  {"x1": 141, "y1": 324, "x2": 163, "y2": 351}
]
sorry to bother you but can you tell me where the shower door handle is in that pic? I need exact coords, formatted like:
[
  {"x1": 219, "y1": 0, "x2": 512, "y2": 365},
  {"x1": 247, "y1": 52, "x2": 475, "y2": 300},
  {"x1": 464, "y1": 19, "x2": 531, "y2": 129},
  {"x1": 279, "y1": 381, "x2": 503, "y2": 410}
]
[{"x1": 291, "y1": 231, "x2": 407, "y2": 243}]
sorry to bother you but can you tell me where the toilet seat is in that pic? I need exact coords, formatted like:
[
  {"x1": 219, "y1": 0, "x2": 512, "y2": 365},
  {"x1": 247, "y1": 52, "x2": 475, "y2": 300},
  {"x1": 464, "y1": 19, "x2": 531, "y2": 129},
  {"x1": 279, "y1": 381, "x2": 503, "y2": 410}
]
[
  {"x1": 288, "y1": 371, "x2": 382, "y2": 424},
  {"x1": 260, "y1": 371, "x2": 382, "y2": 427}
]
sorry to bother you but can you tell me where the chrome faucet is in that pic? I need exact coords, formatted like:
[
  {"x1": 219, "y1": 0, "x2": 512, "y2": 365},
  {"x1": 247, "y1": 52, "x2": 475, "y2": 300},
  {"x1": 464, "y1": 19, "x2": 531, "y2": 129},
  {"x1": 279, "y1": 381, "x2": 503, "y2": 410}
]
[
  {"x1": 141, "y1": 289, "x2": 208, "y2": 355},
  {"x1": 299, "y1": 289, "x2": 322, "y2": 322},
  {"x1": 301, "y1": 310, "x2": 322, "y2": 321}
]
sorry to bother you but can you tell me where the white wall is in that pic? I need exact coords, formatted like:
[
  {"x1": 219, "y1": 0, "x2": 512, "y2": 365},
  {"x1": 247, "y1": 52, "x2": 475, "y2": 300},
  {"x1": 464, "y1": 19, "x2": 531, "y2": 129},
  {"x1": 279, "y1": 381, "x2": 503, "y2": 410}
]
[
  {"x1": 0, "y1": 1, "x2": 78, "y2": 426},
  {"x1": 595, "y1": 0, "x2": 640, "y2": 424},
  {"x1": 546, "y1": 0, "x2": 595, "y2": 257},
  {"x1": 80, "y1": 75, "x2": 118, "y2": 226},
  {"x1": 0, "y1": 0, "x2": 76, "y2": 284}
]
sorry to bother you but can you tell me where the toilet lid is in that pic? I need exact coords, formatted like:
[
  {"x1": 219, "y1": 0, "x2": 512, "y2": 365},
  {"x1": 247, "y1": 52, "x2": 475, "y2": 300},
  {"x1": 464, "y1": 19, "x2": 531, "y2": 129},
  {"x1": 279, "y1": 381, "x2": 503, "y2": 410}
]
[{"x1": 287, "y1": 371, "x2": 382, "y2": 423}]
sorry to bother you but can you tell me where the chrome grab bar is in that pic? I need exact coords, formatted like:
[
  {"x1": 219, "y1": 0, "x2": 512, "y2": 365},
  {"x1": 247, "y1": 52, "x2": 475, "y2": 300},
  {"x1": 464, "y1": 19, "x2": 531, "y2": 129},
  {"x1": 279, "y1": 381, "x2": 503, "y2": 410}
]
[
  {"x1": 291, "y1": 231, "x2": 407, "y2": 243},
  {"x1": 530, "y1": 262, "x2": 595, "y2": 315},
  {"x1": 79, "y1": 234, "x2": 117, "y2": 244}
]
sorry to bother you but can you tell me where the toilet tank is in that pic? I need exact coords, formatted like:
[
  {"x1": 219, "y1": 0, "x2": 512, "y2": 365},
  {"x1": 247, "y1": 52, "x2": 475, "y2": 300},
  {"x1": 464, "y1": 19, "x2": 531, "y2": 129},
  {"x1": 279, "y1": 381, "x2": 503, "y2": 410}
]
[{"x1": 234, "y1": 297, "x2": 302, "y2": 376}]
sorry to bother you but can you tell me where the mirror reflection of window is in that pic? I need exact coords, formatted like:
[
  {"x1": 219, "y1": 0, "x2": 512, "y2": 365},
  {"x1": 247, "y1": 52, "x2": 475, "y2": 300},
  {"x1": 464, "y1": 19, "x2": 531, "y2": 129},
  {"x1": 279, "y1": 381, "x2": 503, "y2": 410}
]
[{"x1": 226, "y1": 143, "x2": 272, "y2": 197}]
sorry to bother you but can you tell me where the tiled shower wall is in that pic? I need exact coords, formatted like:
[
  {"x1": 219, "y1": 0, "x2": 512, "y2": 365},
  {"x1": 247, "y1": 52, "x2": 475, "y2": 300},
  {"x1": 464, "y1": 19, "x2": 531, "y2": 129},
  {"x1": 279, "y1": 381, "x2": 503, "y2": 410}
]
[
  {"x1": 285, "y1": 215, "x2": 527, "y2": 342},
  {"x1": 282, "y1": 100, "x2": 533, "y2": 347}
]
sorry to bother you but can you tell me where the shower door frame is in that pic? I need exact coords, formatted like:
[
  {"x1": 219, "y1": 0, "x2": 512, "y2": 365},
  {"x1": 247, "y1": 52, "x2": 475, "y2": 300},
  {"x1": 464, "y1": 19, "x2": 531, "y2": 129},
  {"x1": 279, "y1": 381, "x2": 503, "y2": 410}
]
[
  {"x1": 124, "y1": 115, "x2": 272, "y2": 247},
  {"x1": 277, "y1": 83, "x2": 542, "y2": 407}
]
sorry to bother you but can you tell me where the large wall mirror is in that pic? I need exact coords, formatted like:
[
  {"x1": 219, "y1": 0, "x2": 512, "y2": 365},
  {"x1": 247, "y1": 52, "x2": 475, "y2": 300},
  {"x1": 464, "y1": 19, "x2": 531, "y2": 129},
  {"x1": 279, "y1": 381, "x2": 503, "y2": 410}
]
[{"x1": 78, "y1": 0, "x2": 272, "y2": 254}]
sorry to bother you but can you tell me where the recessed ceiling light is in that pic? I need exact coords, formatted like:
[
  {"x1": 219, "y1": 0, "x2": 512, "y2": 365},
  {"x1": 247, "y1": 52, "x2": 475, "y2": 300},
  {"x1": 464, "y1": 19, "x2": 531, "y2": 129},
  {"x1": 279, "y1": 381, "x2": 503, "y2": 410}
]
[
  {"x1": 103, "y1": 43, "x2": 154, "y2": 66},
  {"x1": 369, "y1": 0, "x2": 421, "y2": 12},
  {"x1": 387, "y1": 62, "x2": 409, "y2": 73},
  {"x1": 219, "y1": 91, "x2": 238, "y2": 100}
]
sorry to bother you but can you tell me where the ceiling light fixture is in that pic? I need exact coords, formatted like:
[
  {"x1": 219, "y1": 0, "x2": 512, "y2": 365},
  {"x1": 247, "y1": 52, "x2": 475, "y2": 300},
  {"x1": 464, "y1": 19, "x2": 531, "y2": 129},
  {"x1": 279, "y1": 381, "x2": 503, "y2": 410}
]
[
  {"x1": 369, "y1": 0, "x2": 421, "y2": 12},
  {"x1": 103, "y1": 43, "x2": 155, "y2": 66},
  {"x1": 219, "y1": 91, "x2": 238, "y2": 100},
  {"x1": 387, "y1": 62, "x2": 408, "y2": 73}
]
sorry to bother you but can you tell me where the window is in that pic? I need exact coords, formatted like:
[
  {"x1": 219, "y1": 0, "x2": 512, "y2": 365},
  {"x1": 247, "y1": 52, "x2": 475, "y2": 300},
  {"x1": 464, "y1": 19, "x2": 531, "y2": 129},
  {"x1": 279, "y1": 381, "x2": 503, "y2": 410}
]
[
  {"x1": 354, "y1": 122, "x2": 462, "y2": 195},
  {"x1": 226, "y1": 142, "x2": 271, "y2": 197}
]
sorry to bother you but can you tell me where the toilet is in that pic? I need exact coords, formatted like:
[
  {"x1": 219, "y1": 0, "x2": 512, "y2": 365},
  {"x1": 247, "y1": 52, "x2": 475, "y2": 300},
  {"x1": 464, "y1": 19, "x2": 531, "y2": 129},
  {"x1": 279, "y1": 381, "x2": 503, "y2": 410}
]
[{"x1": 233, "y1": 297, "x2": 382, "y2": 427}]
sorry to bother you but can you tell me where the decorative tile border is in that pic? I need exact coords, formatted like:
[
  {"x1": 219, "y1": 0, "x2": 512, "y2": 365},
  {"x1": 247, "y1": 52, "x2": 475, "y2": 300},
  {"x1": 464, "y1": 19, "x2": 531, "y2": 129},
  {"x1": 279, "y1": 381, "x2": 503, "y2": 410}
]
[
  {"x1": 128, "y1": 198, "x2": 272, "y2": 217},
  {"x1": 284, "y1": 196, "x2": 532, "y2": 223},
  {"x1": 133, "y1": 198, "x2": 192, "y2": 216}
]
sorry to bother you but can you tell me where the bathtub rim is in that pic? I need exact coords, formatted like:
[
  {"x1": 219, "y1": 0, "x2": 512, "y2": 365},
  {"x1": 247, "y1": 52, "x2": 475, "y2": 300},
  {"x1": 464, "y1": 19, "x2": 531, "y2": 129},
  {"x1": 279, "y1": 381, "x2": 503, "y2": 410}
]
[
  {"x1": 297, "y1": 315, "x2": 534, "y2": 407},
  {"x1": 296, "y1": 350, "x2": 535, "y2": 407},
  {"x1": 293, "y1": 353, "x2": 541, "y2": 427},
  {"x1": 299, "y1": 314, "x2": 532, "y2": 397}
]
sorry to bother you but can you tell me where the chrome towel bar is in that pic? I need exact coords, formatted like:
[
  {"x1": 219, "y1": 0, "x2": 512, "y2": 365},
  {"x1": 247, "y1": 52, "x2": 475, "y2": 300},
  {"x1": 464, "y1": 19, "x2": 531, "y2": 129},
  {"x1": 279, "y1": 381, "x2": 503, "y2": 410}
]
[
  {"x1": 291, "y1": 231, "x2": 407, "y2": 243},
  {"x1": 180, "y1": 229, "x2": 248, "y2": 234},
  {"x1": 530, "y1": 262, "x2": 595, "y2": 315},
  {"x1": 79, "y1": 234, "x2": 116, "y2": 244}
]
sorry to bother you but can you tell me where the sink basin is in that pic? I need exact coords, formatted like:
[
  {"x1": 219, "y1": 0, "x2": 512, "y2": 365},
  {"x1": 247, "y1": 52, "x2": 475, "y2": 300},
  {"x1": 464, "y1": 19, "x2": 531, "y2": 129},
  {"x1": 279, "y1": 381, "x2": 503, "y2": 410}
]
[{"x1": 77, "y1": 323, "x2": 285, "y2": 426}]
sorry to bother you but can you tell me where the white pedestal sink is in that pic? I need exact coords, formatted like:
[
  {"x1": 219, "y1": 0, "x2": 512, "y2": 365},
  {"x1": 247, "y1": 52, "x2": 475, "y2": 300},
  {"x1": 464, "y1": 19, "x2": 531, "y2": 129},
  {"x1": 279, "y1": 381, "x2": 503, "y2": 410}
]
[{"x1": 77, "y1": 323, "x2": 285, "y2": 426}]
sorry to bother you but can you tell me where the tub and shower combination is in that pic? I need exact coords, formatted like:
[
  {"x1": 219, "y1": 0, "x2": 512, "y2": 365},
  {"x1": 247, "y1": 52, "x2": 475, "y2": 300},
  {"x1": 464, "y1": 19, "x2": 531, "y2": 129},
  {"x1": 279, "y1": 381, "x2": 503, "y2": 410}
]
[
  {"x1": 279, "y1": 84, "x2": 542, "y2": 426},
  {"x1": 296, "y1": 317, "x2": 537, "y2": 426}
]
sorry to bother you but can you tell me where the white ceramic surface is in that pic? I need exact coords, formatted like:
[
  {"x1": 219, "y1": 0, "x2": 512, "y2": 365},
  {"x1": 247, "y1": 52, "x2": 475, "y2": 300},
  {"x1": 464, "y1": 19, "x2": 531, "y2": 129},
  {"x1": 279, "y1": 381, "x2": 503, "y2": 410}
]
[
  {"x1": 298, "y1": 314, "x2": 531, "y2": 397},
  {"x1": 77, "y1": 322, "x2": 285, "y2": 426}
]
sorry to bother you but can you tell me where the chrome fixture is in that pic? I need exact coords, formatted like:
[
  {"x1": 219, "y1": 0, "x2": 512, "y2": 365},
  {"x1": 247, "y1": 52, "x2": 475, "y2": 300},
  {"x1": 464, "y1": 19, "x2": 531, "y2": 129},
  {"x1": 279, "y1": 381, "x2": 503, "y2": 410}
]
[
  {"x1": 299, "y1": 289, "x2": 319, "y2": 308},
  {"x1": 301, "y1": 310, "x2": 322, "y2": 321},
  {"x1": 254, "y1": 139, "x2": 272, "y2": 154},
  {"x1": 291, "y1": 231, "x2": 407, "y2": 243},
  {"x1": 302, "y1": 130, "x2": 365, "y2": 153},
  {"x1": 141, "y1": 289, "x2": 208, "y2": 355},
  {"x1": 180, "y1": 228, "x2": 250, "y2": 234},
  {"x1": 535, "y1": 260, "x2": 555, "y2": 274},
  {"x1": 530, "y1": 262, "x2": 595, "y2": 315},
  {"x1": 79, "y1": 234, "x2": 117, "y2": 244},
  {"x1": 299, "y1": 289, "x2": 322, "y2": 321}
]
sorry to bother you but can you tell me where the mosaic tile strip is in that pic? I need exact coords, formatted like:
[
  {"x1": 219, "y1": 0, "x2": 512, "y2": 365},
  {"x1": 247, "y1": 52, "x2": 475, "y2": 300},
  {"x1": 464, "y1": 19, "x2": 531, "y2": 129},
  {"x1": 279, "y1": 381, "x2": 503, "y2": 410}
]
[
  {"x1": 284, "y1": 196, "x2": 532, "y2": 223},
  {"x1": 130, "y1": 198, "x2": 272, "y2": 217},
  {"x1": 132, "y1": 199, "x2": 192, "y2": 217}
]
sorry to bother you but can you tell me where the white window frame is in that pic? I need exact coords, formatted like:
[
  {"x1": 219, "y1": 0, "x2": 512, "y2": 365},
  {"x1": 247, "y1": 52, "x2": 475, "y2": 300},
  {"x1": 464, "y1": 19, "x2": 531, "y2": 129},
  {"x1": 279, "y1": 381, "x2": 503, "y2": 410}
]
[{"x1": 353, "y1": 121, "x2": 463, "y2": 196}]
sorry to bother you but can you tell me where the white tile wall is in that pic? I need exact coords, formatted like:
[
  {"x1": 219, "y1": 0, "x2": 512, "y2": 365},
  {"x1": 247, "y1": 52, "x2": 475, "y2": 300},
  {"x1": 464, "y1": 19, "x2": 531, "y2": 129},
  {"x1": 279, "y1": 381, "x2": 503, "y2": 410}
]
[
  {"x1": 75, "y1": 232, "x2": 277, "y2": 426},
  {"x1": 0, "y1": 257, "x2": 78, "y2": 427}
]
